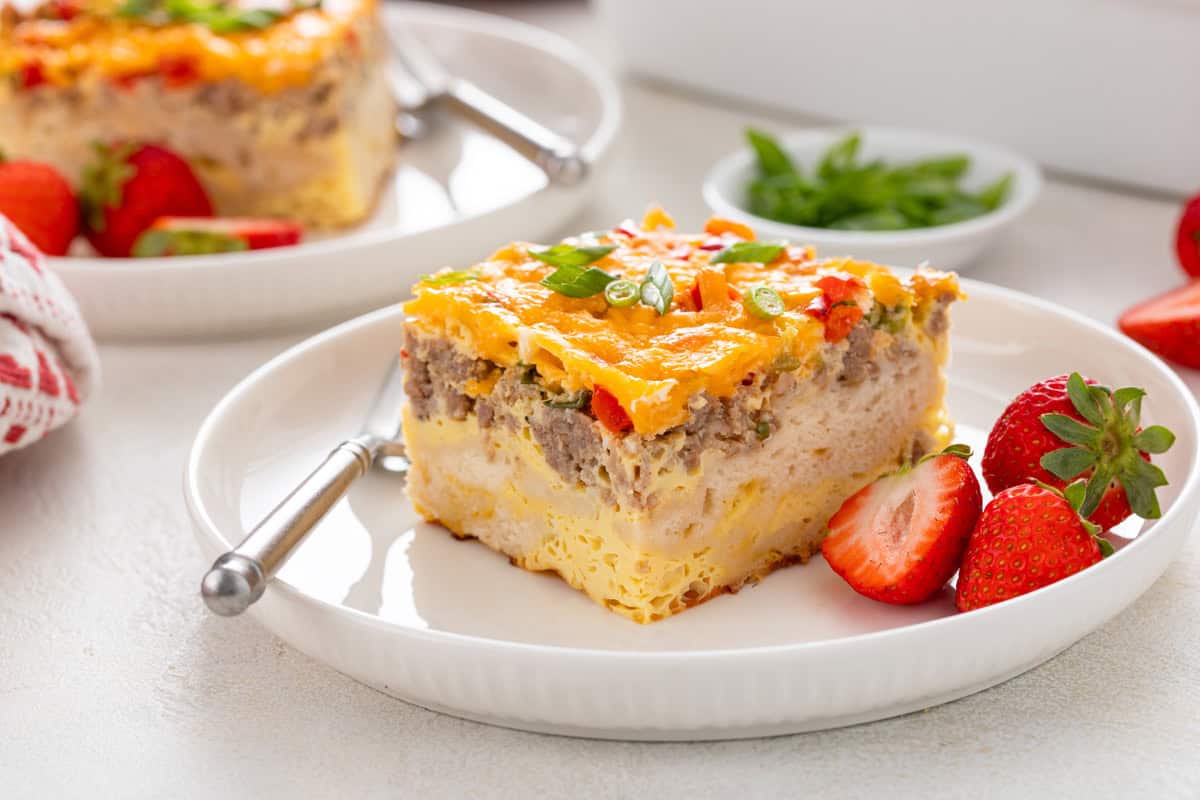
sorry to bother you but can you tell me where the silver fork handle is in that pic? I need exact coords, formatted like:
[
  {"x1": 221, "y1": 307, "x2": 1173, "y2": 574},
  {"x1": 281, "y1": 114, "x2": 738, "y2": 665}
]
[
  {"x1": 443, "y1": 78, "x2": 589, "y2": 186},
  {"x1": 200, "y1": 436, "x2": 379, "y2": 617}
]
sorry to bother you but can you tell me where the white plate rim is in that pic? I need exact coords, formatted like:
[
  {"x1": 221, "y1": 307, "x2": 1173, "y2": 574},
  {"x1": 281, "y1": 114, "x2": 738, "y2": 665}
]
[
  {"x1": 48, "y1": 1, "x2": 623, "y2": 276},
  {"x1": 184, "y1": 277, "x2": 1200, "y2": 662},
  {"x1": 702, "y1": 125, "x2": 1044, "y2": 247}
]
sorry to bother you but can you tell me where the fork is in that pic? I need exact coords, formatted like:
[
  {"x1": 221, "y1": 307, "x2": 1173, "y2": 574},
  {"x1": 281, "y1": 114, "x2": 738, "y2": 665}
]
[{"x1": 388, "y1": 23, "x2": 589, "y2": 186}]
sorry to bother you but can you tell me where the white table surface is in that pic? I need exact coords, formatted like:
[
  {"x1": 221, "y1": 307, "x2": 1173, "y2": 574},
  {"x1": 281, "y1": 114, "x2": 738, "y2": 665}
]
[{"x1": 3, "y1": 2, "x2": 1198, "y2": 797}]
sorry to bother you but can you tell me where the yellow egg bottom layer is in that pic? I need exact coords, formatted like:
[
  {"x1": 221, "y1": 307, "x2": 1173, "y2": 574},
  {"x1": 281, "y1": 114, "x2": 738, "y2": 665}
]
[{"x1": 402, "y1": 406, "x2": 948, "y2": 624}]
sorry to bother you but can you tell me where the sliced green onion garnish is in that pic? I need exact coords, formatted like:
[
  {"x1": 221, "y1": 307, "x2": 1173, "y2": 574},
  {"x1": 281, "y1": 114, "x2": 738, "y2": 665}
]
[
  {"x1": 744, "y1": 285, "x2": 785, "y2": 319},
  {"x1": 545, "y1": 390, "x2": 593, "y2": 409},
  {"x1": 604, "y1": 279, "x2": 639, "y2": 308}
]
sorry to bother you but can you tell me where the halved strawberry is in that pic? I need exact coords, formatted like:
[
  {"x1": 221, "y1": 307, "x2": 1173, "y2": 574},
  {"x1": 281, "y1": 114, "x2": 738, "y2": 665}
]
[
  {"x1": 131, "y1": 217, "x2": 303, "y2": 257},
  {"x1": 821, "y1": 444, "x2": 982, "y2": 604},
  {"x1": 1118, "y1": 281, "x2": 1200, "y2": 369}
]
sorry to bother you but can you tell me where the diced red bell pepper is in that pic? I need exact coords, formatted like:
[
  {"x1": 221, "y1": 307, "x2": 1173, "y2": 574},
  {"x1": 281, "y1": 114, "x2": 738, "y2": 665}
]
[
  {"x1": 825, "y1": 303, "x2": 864, "y2": 343},
  {"x1": 591, "y1": 385, "x2": 633, "y2": 433},
  {"x1": 814, "y1": 273, "x2": 865, "y2": 304}
]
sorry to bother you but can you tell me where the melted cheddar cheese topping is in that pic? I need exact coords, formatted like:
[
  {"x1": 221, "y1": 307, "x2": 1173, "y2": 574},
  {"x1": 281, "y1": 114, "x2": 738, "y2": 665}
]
[
  {"x1": 1, "y1": 0, "x2": 372, "y2": 94},
  {"x1": 404, "y1": 211, "x2": 961, "y2": 436}
]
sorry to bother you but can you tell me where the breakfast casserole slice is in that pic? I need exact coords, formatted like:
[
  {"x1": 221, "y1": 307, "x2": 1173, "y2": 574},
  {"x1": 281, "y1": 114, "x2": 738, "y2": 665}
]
[
  {"x1": 0, "y1": 0, "x2": 396, "y2": 228},
  {"x1": 401, "y1": 210, "x2": 962, "y2": 623}
]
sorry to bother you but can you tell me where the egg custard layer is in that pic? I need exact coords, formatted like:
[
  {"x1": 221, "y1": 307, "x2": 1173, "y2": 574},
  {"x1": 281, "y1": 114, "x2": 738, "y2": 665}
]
[
  {"x1": 402, "y1": 211, "x2": 961, "y2": 623},
  {"x1": 0, "y1": 0, "x2": 395, "y2": 227}
]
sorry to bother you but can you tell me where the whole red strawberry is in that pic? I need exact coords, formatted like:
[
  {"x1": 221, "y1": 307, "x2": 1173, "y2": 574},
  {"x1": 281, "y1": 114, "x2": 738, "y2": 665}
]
[
  {"x1": 822, "y1": 444, "x2": 982, "y2": 605},
  {"x1": 982, "y1": 373, "x2": 1175, "y2": 530},
  {"x1": 956, "y1": 482, "x2": 1108, "y2": 612},
  {"x1": 0, "y1": 155, "x2": 79, "y2": 256},
  {"x1": 1175, "y1": 193, "x2": 1200, "y2": 277},
  {"x1": 80, "y1": 142, "x2": 212, "y2": 257}
]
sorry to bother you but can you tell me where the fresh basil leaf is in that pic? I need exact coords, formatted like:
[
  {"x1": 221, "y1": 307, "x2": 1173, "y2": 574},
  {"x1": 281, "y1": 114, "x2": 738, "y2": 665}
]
[
  {"x1": 639, "y1": 260, "x2": 674, "y2": 315},
  {"x1": 817, "y1": 132, "x2": 861, "y2": 181},
  {"x1": 117, "y1": 0, "x2": 156, "y2": 17},
  {"x1": 906, "y1": 155, "x2": 970, "y2": 179},
  {"x1": 531, "y1": 243, "x2": 616, "y2": 269},
  {"x1": 545, "y1": 389, "x2": 592, "y2": 409},
  {"x1": 740, "y1": 128, "x2": 1005, "y2": 231},
  {"x1": 827, "y1": 208, "x2": 910, "y2": 231},
  {"x1": 231, "y1": 8, "x2": 281, "y2": 28},
  {"x1": 928, "y1": 197, "x2": 988, "y2": 226},
  {"x1": 977, "y1": 173, "x2": 1014, "y2": 211},
  {"x1": 710, "y1": 240, "x2": 786, "y2": 265},
  {"x1": 540, "y1": 264, "x2": 616, "y2": 298},
  {"x1": 420, "y1": 268, "x2": 479, "y2": 285},
  {"x1": 746, "y1": 128, "x2": 797, "y2": 178}
]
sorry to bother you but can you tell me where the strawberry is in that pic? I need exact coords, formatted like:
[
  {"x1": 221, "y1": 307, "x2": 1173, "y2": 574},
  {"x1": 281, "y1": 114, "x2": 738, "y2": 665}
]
[
  {"x1": 821, "y1": 444, "x2": 982, "y2": 604},
  {"x1": 1175, "y1": 193, "x2": 1200, "y2": 277},
  {"x1": 956, "y1": 482, "x2": 1109, "y2": 612},
  {"x1": 131, "y1": 217, "x2": 303, "y2": 257},
  {"x1": 0, "y1": 154, "x2": 79, "y2": 256},
  {"x1": 1118, "y1": 281, "x2": 1200, "y2": 370},
  {"x1": 80, "y1": 142, "x2": 213, "y2": 257},
  {"x1": 982, "y1": 373, "x2": 1175, "y2": 530}
]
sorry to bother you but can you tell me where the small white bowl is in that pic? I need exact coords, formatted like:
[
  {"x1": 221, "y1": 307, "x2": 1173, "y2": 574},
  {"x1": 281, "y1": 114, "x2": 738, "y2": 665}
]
[{"x1": 703, "y1": 125, "x2": 1043, "y2": 271}]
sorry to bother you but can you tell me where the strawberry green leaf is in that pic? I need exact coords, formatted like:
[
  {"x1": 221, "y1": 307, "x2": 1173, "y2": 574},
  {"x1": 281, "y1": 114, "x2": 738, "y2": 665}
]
[
  {"x1": 1111, "y1": 386, "x2": 1145, "y2": 421},
  {"x1": 1119, "y1": 474, "x2": 1159, "y2": 520},
  {"x1": 1041, "y1": 413, "x2": 1101, "y2": 447},
  {"x1": 1097, "y1": 537, "x2": 1114, "y2": 557},
  {"x1": 1132, "y1": 425, "x2": 1176, "y2": 454},
  {"x1": 1062, "y1": 479, "x2": 1087, "y2": 512},
  {"x1": 1079, "y1": 465, "x2": 1113, "y2": 519},
  {"x1": 940, "y1": 443, "x2": 972, "y2": 460},
  {"x1": 1120, "y1": 457, "x2": 1169, "y2": 519},
  {"x1": 80, "y1": 141, "x2": 136, "y2": 232},
  {"x1": 1067, "y1": 372, "x2": 1105, "y2": 425},
  {"x1": 1041, "y1": 446, "x2": 1097, "y2": 481}
]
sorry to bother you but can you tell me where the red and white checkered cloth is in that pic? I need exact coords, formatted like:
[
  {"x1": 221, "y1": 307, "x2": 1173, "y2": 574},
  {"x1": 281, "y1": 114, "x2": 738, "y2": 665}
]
[{"x1": 0, "y1": 214, "x2": 99, "y2": 455}]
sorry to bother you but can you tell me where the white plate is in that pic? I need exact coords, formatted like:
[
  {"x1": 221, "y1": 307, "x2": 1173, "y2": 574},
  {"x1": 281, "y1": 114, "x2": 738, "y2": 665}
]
[
  {"x1": 50, "y1": 3, "x2": 620, "y2": 340},
  {"x1": 186, "y1": 281, "x2": 1200, "y2": 741},
  {"x1": 703, "y1": 126, "x2": 1042, "y2": 271}
]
